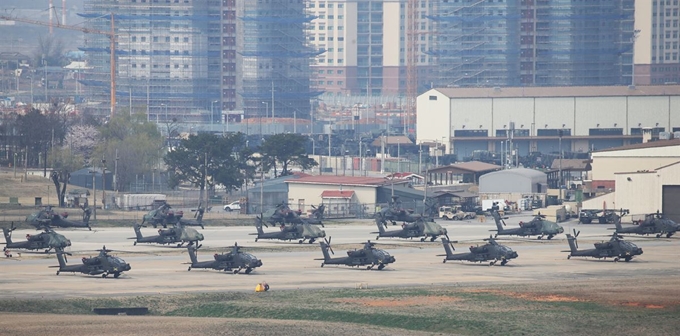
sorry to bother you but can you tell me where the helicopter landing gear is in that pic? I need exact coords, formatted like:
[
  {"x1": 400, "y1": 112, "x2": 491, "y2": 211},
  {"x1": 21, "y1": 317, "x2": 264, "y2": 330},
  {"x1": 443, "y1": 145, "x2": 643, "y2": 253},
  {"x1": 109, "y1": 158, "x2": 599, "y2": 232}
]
[
  {"x1": 367, "y1": 265, "x2": 373, "y2": 270},
  {"x1": 308, "y1": 238, "x2": 315, "y2": 244},
  {"x1": 430, "y1": 236, "x2": 437, "y2": 242},
  {"x1": 489, "y1": 261, "x2": 496, "y2": 266},
  {"x1": 656, "y1": 234, "x2": 662, "y2": 238},
  {"x1": 113, "y1": 272, "x2": 120, "y2": 278},
  {"x1": 298, "y1": 239, "x2": 304, "y2": 244},
  {"x1": 667, "y1": 232, "x2": 674, "y2": 238},
  {"x1": 443, "y1": 259, "x2": 447, "y2": 263},
  {"x1": 56, "y1": 271, "x2": 60, "y2": 275},
  {"x1": 420, "y1": 237, "x2": 426, "y2": 242},
  {"x1": 377, "y1": 264, "x2": 385, "y2": 270},
  {"x1": 133, "y1": 241, "x2": 137, "y2": 246},
  {"x1": 614, "y1": 257, "x2": 620, "y2": 262},
  {"x1": 537, "y1": 235, "x2": 543, "y2": 240},
  {"x1": 45, "y1": 249, "x2": 50, "y2": 253},
  {"x1": 233, "y1": 268, "x2": 241, "y2": 274},
  {"x1": 177, "y1": 243, "x2": 183, "y2": 248},
  {"x1": 102, "y1": 273, "x2": 108, "y2": 278},
  {"x1": 320, "y1": 263, "x2": 325, "y2": 267},
  {"x1": 245, "y1": 268, "x2": 253, "y2": 274},
  {"x1": 625, "y1": 257, "x2": 632, "y2": 262},
  {"x1": 567, "y1": 255, "x2": 571, "y2": 259},
  {"x1": 547, "y1": 234, "x2": 554, "y2": 240},
  {"x1": 500, "y1": 260, "x2": 508, "y2": 266},
  {"x1": 494, "y1": 234, "x2": 498, "y2": 238},
  {"x1": 188, "y1": 266, "x2": 192, "y2": 271},
  {"x1": 375, "y1": 236, "x2": 380, "y2": 240},
  {"x1": 254, "y1": 238, "x2": 258, "y2": 242}
]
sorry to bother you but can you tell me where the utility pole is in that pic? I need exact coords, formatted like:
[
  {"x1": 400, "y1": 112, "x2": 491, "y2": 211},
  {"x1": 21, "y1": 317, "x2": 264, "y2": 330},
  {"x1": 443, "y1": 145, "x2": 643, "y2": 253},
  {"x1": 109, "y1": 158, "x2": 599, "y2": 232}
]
[
  {"x1": 92, "y1": 163, "x2": 97, "y2": 220},
  {"x1": 101, "y1": 158, "x2": 106, "y2": 210},
  {"x1": 558, "y1": 129, "x2": 564, "y2": 201},
  {"x1": 204, "y1": 152, "x2": 208, "y2": 207},
  {"x1": 114, "y1": 149, "x2": 119, "y2": 192}
]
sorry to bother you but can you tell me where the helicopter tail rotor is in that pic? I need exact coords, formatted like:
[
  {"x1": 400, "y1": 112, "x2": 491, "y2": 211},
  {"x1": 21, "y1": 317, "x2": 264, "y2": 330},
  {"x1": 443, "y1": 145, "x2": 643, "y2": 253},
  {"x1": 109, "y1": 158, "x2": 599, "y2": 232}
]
[
  {"x1": 572, "y1": 229, "x2": 580, "y2": 249},
  {"x1": 323, "y1": 236, "x2": 334, "y2": 255}
]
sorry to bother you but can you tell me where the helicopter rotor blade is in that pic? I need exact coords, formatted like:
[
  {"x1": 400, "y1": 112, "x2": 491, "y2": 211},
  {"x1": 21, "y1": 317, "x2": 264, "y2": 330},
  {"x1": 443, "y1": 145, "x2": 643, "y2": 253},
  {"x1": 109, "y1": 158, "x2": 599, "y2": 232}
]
[{"x1": 323, "y1": 236, "x2": 334, "y2": 255}]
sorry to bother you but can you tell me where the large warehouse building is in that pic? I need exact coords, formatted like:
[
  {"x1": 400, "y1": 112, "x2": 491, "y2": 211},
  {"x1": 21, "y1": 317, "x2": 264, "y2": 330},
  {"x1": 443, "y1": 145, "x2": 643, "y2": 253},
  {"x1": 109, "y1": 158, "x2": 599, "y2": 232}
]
[{"x1": 416, "y1": 85, "x2": 680, "y2": 157}]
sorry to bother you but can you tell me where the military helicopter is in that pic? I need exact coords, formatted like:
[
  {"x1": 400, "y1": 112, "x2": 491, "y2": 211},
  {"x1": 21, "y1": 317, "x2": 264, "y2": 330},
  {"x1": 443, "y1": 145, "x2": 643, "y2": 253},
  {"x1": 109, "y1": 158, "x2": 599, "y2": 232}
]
[
  {"x1": 613, "y1": 211, "x2": 680, "y2": 238},
  {"x1": 51, "y1": 246, "x2": 131, "y2": 278},
  {"x1": 177, "y1": 203, "x2": 206, "y2": 229},
  {"x1": 490, "y1": 209, "x2": 564, "y2": 239},
  {"x1": 142, "y1": 202, "x2": 184, "y2": 228},
  {"x1": 438, "y1": 237, "x2": 518, "y2": 266},
  {"x1": 26, "y1": 205, "x2": 92, "y2": 230},
  {"x1": 262, "y1": 202, "x2": 324, "y2": 227},
  {"x1": 185, "y1": 243, "x2": 263, "y2": 274},
  {"x1": 316, "y1": 237, "x2": 396, "y2": 270},
  {"x1": 375, "y1": 196, "x2": 425, "y2": 226},
  {"x1": 2, "y1": 222, "x2": 72, "y2": 253},
  {"x1": 563, "y1": 230, "x2": 643, "y2": 262},
  {"x1": 373, "y1": 217, "x2": 449, "y2": 242},
  {"x1": 130, "y1": 222, "x2": 204, "y2": 247},
  {"x1": 251, "y1": 216, "x2": 326, "y2": 243}
]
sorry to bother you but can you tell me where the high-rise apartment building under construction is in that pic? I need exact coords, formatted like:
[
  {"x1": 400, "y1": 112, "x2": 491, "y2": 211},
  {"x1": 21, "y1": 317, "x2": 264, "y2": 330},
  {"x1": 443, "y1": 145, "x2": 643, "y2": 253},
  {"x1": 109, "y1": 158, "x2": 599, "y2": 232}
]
[
  {"x1": 81, "y1": 0, "x2": 313, "y2": 121},
  {"x1": 430, "y1": 0, "x2": 635, "y2": 87}
]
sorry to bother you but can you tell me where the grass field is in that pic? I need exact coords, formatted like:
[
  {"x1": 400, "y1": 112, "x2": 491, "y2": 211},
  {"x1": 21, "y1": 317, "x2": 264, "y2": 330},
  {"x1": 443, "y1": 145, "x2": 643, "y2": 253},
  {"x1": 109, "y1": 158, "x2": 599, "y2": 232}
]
[{"x1": 1, "y1": 280, "x2": 678, "y2": 336}]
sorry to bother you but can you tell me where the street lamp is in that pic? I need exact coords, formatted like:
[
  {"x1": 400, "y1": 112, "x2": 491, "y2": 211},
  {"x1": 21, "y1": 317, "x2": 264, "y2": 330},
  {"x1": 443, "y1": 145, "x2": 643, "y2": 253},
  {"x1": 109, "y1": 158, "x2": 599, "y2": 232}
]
[
  {"x1": 261, "y1": 102, "x2": 269, "y2": 135},
  {"x1": 211, "y1": 100, "x2": 218, "y2": 126},
  {"x1": 13, "y1": 152, "x2": 17, "y2": 178}
]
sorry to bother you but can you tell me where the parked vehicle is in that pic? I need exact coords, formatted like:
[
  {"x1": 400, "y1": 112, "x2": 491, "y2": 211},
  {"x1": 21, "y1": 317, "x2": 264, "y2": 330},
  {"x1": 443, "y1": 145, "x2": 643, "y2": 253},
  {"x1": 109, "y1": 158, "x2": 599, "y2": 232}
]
[{"x1": 224, "y1": 201, "x2": 241, "y2": 212}]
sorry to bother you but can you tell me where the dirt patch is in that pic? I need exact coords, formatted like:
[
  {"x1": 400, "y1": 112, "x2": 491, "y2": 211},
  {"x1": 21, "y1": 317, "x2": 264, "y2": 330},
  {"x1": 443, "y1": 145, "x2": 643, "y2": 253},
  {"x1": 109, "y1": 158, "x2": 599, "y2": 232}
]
[
  {"x1": 333, "y1": 295, "x2": 459, "y2": 307},
  {"x1": 465, "y1": 289, "x2": 584, "y2": 302},
  {"x1": 621, "y1": 302, "x2": 665, "y2": 309}
]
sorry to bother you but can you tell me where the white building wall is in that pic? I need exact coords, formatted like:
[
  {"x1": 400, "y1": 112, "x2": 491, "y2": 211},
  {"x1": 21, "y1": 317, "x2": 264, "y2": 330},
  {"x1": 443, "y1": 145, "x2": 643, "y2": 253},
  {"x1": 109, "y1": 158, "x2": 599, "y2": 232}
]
[
  {"x1": 671, "y1": 97, "x2": 680, "y2": 129},
  {"x1": 627, "y1": 97, "x2": 672, "y2": 131},
  {"x1": 592, "y1": 157, "x2": 680, "y2": 182},
  {"x1": 615, "y1": 172, "x2": 660, "y2": 215},
  {"x1": 534, "y1": 98, "x2": 576, "y2": 134},
  {"x1": 573, "y1": 97, "x2": 627, "y2": 135},
  {"x1": 592, "y1": 144, "x2": 680, "y2": 158},
  {"x1": 382, "y1": 2, "x2": 400, "y2": 67},
  {"x1": 490, "y1": 98, "x2": 534, "y2": 134},
  {"x1": 451, "y1": 99, "x2": 493, "y2": 134},
  {"x1": 416, "y1": 89, "x2": 451, "y2": 150}
]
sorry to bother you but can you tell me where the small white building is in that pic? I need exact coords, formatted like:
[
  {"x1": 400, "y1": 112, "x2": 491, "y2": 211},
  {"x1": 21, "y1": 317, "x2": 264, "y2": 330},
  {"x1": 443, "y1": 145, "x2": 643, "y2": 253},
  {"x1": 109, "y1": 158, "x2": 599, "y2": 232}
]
[
  {"x1": 478, "y1": 168, "x2": 548, "y2": 203},
  {"x1": 286, "y1": 176, "x2": 409, "y2": 217}
]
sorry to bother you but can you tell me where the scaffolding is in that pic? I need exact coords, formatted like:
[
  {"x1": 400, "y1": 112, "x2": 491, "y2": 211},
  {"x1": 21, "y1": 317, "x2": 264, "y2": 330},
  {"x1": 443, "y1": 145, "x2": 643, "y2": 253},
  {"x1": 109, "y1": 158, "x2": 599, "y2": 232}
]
[
  {"x1": 237, "y1": 0, "x2": 322, "y2": 120},
  {"x1": 429, "y1": 0, "x2": 634, "y2": 88},
  {"x1": 80, "y1": 1, "x2": 221, "y2": 121}
]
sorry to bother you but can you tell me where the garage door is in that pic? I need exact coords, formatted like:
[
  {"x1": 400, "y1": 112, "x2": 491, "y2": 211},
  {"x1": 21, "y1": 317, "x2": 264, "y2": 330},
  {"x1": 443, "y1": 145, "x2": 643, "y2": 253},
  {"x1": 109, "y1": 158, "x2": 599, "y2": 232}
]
[{"x1": 662, "y1": 185, "x2": 680, "y2": 223}]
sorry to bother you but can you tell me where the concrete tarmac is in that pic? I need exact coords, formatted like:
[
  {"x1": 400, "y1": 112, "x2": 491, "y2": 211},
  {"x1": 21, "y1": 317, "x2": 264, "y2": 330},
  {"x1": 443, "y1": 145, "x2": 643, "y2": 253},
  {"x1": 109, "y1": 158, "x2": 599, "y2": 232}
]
[{"x1": 2, "y1": 215, "x2": 679, "y2": 299}]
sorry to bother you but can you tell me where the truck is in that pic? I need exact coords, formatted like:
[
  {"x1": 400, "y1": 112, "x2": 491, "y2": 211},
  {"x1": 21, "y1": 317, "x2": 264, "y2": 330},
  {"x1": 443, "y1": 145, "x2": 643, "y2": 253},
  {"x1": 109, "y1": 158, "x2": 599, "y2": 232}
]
[
  {"x1": 439, "y1": 205, "x2": 477, "y2": 220},
  {"x1": 482, "y1": 199, "x2": 507, "y2": 212}
]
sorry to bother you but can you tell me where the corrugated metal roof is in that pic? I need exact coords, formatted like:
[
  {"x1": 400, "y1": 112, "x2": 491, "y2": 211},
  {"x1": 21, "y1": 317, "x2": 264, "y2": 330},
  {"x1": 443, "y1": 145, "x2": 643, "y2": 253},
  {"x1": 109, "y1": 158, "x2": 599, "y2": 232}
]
[
  {"x1": 371, "y1": 135, "x2": 415, "y2": 147},
  {"x1": 429, "y1": 161, "x2": 502, "y2": 173},
  {"x1": 321, "y1": 190, "x2": 355, "y2": 198},
  {"x1": 484, "y1": 168, "x2": 546, "y2": 179},
  {"x1": 593, "y1": 139, "x2": 680, "y2": 153},
  {"x1": 433, "y1": 85, "x2": 680, "y2": 99},
  {"x1": 287, "y1": 175, "x2": 408, "y2": 187},
  {"x1": 550, "y1": 159, "x2": 591, "y2": 170}
]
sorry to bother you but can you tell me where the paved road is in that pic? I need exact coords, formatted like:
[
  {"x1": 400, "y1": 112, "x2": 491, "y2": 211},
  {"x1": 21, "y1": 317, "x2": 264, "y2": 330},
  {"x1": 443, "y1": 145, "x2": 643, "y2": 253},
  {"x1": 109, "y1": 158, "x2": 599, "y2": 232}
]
[{"x1": 2, "y1": 214, "x2": 678, "y2": 299}]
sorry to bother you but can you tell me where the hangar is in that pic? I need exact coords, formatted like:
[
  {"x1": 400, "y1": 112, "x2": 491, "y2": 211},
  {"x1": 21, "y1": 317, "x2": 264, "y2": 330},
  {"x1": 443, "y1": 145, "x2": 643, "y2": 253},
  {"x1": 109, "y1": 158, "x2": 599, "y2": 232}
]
[
  {"x1": 478, "y1": 168, "x2": 548, "y2": 204},
  {"x1": 416, "y1": 85, "x2": 680, "y2": 157},
  {"x1": 614, "y1": 162, "x2": 680, "y2": 223}
]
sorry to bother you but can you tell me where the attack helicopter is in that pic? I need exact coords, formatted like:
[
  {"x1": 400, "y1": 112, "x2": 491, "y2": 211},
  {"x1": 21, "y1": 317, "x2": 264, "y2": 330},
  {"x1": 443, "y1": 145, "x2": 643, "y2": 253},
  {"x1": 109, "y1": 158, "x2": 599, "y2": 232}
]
[
  {"x1": 2, "y1": 222, "x2": 72, "y2": 253},
  {"x1": 262, "y1": 202, "x2": 324, "y2": 227},
  {"x1": 563, "y1": 230, "x2": 643, "y2": 262},
  {"x1": 185, "y1": 243, "x2": 263, "y2": 274},
  {"x1": 316, "y1": 237, "x2": 396, "y2": 270},
  {"x1": 375, "y1": 196, "x2": 425, "y2": 226},
  {"x1": 177, "y1": 203, "x2": 206, "y2": 229},
  {"x1": 142, "y1": 202, "x2": 184, "y2": 228},
  {"x1": 491, "y1": 208, "x2": 564, "y2": 240},
  {"x1": 373, "y1": 217, "x2": 449, "y2": 242},
  {"x1": 251, "y1": 216, "x2": 326, "y2": 243},
  {"x1": 613, "y1": 211, "x2": 680, "y2": 238},
  {"x1": 130, "y1": 222, "x2": 204, "y2": 247},
  {"x1": 26, "y1": 205, "x2": 92, "y2": 230},
  {"x1": 51, "y1": 246, "x2": 131, "y2": 278},
  {"x1": 438, "y1": 237, "x2": 518, "y2": 266}
]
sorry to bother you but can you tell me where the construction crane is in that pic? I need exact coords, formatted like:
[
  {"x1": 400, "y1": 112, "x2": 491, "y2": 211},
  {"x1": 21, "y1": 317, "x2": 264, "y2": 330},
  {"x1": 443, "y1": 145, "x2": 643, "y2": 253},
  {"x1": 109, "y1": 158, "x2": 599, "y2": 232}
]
[
  {"x1": 0, "y1": 13, "x2": 117, "y2": 117},
  {"x1": 405, "y1": 0, "x2": 418, "y2": 135}
]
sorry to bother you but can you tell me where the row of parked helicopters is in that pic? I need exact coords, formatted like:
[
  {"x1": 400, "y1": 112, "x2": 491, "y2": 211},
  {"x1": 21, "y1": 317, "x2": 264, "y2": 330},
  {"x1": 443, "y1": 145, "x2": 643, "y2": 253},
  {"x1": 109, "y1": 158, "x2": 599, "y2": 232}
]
[{"x1": 3, "y1": 199, "x2": 679, "y2": 277}]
